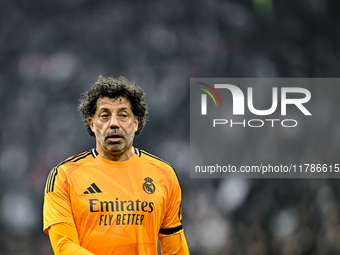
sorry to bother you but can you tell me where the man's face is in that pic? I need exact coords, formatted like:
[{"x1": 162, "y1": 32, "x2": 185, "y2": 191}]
[{"x1": 88, "y1": 96, "x2": 140, "y2": 161}]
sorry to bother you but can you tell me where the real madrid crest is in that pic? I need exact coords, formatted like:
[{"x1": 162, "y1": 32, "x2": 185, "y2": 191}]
[{"x1": 143, "y1": 177, "x2": 155, "y2": 194}]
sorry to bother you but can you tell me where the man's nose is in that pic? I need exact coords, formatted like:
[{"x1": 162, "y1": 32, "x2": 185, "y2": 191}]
[{"x1": 109, "y1": 115, "x2": 119, "y2": 128}]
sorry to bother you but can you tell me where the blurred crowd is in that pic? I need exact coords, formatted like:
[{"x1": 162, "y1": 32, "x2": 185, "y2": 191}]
[{"x1": 1, "y1": 0, "x2": 340, "y2": 254}]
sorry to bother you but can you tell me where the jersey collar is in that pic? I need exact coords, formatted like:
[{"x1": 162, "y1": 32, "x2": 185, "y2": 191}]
[{"x1": 91, "y1": 147, "x2": 141, "y2": 158}]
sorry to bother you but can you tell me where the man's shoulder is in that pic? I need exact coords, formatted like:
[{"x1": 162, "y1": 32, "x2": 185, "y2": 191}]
[
  {"x1": 54, "y1": 149, "x2": 97, "y2": 172},
  {"x1": 138, "y1": 149, "x2": 182, "y2": 189},
  {"x1": 138, "y1": 149, "x2": 177, "y2": 174},
  {"x1": 45, "y1": 149, "x2": 97, "y2": 194},
  {"x1": 139, "y1": 149, "x2": 171, "y2": 165}
]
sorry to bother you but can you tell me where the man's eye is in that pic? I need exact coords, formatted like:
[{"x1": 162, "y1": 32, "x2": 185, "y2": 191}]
[{"x1": 101, "y1": 114, "x2": 109, "y2": 118}]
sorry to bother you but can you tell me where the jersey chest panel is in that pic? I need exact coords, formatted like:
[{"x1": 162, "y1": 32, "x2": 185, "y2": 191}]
[{"x1": 66, "y1": 159, "x2": 170, "y2": 247}]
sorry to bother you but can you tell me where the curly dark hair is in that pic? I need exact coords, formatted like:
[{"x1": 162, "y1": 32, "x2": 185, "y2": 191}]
[{"x1": 78, "y1": 75, "x2": 148, "y2": 136}]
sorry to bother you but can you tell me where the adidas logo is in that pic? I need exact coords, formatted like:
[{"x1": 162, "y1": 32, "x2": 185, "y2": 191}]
[{"x1": 84, "y1": 183, "x2": 102, "y2": 194}]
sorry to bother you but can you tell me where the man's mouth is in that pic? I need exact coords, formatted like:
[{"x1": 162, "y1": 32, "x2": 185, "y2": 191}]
[{"x1": 107, "y1": 134, "x2": 123, "y2": 142}]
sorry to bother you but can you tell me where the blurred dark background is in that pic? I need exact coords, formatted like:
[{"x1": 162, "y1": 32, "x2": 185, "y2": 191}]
[{"x1": 1, "y1": 0, "x2": 340, "y2": 254}]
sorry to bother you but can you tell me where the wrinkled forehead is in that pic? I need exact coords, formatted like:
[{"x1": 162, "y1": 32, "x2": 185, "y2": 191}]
[{"x1": 95, "y1": 96, "x2": 132, "y2": 111}]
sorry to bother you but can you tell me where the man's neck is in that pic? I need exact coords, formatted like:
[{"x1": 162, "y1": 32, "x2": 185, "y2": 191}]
[{"x1": 97, "y1": 146, "x2": 135, "y2": 162}]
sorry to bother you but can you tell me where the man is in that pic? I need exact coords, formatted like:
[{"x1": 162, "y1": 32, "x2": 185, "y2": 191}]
[{"x1": 43, "y1": 76, "x2": 190, "y2": 255}]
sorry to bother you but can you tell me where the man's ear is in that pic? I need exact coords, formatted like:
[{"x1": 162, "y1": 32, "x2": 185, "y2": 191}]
[
  {"x1": 134, "y1": 116, "x2": 140, "y2": 132},
  {"x1": 88, "y1": 117, "x2": 95, "y2": 132}
]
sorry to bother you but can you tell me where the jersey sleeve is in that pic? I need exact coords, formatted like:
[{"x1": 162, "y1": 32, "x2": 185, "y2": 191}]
[
  {"x1": 49, "y1": 222, "x2": 94, "y2": 255},
  {"x1": 159, "y1": 231, "x2": 190, "y2": 255},
  {"x1": 43, "y1": 165, "x2": 75, "y2": 234},
  {"x1": 159, "y1": 168, "x2": 183, "y2": 233},
  {"x1": 158, "y1": 167, "x2": 190, "y2": 254}
]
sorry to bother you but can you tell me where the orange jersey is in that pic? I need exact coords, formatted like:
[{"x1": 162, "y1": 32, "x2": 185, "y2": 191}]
[{"x1": 43, "y1": 148, "x2": 186, "y2": 255}]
